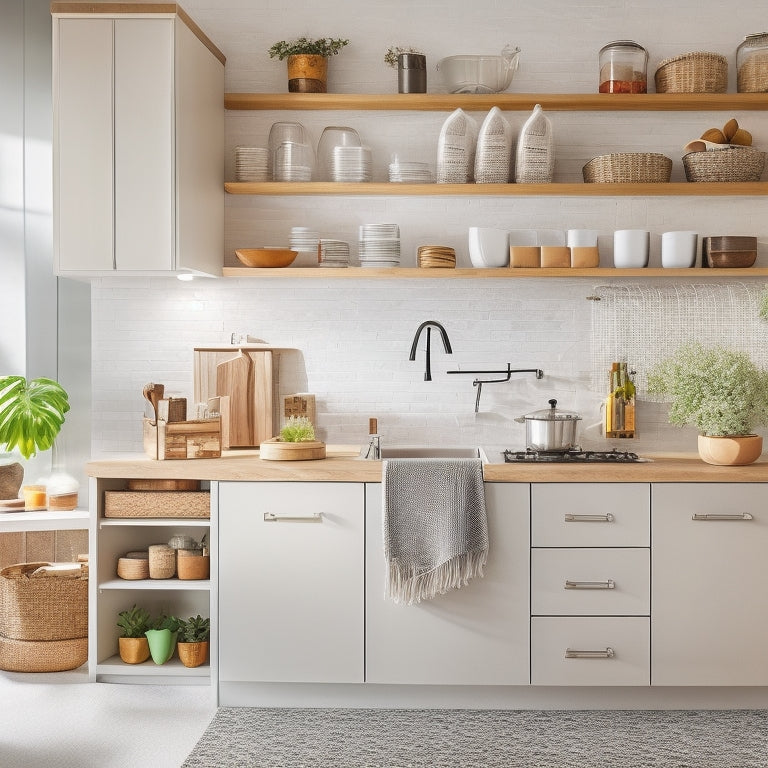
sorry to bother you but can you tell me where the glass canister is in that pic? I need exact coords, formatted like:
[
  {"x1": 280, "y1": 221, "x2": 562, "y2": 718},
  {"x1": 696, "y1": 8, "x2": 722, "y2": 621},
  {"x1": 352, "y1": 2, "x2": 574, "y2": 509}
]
[
  {"x1": 737, "y1": 33, "x2": 768, "y2": 92},
  {"x1": 599, "y1": 40, "x2": 648, "y2": 93}
]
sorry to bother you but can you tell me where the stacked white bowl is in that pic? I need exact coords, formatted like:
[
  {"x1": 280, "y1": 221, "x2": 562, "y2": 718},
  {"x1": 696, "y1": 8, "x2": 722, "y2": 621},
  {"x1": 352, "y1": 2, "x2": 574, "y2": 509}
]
[
  {"x1": 358, "y1": 223, "x2": 401, "y2": 268},
  {"x1": 235, "y1": 146, "x2": 269, "y2": 181}
]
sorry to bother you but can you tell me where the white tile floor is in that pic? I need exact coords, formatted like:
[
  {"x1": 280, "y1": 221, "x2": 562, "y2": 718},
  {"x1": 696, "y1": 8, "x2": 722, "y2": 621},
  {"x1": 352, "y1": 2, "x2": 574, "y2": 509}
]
[{"x1": 0, "y1": 668, "x2": 215, "y2": 767}]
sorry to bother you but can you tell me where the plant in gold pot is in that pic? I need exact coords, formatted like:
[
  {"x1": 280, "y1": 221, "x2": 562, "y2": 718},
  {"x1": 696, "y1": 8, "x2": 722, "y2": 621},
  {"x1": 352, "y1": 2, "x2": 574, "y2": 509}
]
[
  {"x1": 647, "y1": 342, "x2": 768, "y2": 465},
  {"x1": 268, "y1": 36, "x2": 349, "y2": 93},
  {"x1": 117, "y1": 604, "x2": 151, "y2": 664},
  {"x1": 177, "y1": 614, "x2": 210, "y2": 668}
]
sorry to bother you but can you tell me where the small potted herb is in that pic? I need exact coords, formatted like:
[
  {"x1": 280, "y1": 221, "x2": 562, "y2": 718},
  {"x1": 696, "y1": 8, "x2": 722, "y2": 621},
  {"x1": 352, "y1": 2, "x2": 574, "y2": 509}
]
[
  {"x1": 384, "y1": 46, "x2": 426, "y2": 93},
  {"x1": 177, "y1": 615, "x2": 211, "y2": 668},
  {"x1": 268, "y1": 37, "x2": 349, "y2": 93},
  {"x1": 259, "y1": 416, "x2": 326, "y2": 460},
  {"x1": 117, "y1": 605, "x2": 151, "y2": 664}
]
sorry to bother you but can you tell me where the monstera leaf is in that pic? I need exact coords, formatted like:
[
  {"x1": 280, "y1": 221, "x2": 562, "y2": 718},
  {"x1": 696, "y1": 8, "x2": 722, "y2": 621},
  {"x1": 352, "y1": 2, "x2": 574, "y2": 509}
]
[{"x1": 0, "y1": 376, "x2": 70, "y2": 459}]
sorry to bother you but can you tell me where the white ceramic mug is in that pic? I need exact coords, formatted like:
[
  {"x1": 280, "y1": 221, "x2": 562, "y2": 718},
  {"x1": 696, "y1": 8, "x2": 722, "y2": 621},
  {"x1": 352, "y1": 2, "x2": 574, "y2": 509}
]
[
  {"x1": 567, "y1": 229, "x2": 599, "y2": 248},
  {"x1": 661, "y1": 231, "x2": 698, "y2": 268},
  {"x1": 613, "y1": 229, "x2": 650, "y2": 268}
]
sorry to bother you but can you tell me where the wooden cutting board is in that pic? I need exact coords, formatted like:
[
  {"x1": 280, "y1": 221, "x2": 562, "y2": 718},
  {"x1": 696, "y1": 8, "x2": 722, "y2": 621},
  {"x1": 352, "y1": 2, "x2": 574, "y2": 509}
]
[{"x1": 216, "y1": 351, "x2": 253, "y2": 447}]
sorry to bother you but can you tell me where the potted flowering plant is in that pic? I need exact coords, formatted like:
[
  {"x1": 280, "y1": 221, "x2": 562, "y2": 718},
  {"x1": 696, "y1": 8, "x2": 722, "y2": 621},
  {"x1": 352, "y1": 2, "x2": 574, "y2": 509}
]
[
  {"x1": 647, "y1": 342, "x2": 768, "y2": 465},
  {"x1": 268, "y1": 37, "x2": 349, "y2": 93}
]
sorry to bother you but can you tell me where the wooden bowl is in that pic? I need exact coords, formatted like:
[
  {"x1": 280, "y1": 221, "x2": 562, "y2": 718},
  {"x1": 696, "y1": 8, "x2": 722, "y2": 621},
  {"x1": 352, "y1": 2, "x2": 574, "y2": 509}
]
[
  {"x1": 703, "y1": 236, "x2": 758, "y2": 268},
  {"x1": 235, "y1": 248, "x2": 298, "y2": 268}
]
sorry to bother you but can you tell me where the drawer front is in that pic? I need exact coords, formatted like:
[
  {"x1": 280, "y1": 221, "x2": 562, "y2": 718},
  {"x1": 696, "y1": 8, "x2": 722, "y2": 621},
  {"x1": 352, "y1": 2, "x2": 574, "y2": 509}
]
[
  {"x1": 532, "y1": 483, "x2": 650, "y2": 547},
  {"x1": 531, "y1": 548, "x2": 650, "y2": 616},
  {"x1": 531, "y1": 616, "x2": 650, "y2": 686}
]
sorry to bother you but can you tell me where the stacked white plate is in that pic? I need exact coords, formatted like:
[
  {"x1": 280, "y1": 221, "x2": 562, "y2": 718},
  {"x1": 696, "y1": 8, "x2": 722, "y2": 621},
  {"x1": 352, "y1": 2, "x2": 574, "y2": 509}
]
[
  {"x1": 289, "y1": 226, "x2": 321, "y2": 266},
  {"x1": 389, "y1": 160, "x2": 434, "y2": 183},
  {"x1": 358, "y1": 223, "x2": 401, "y2": 268},
  {"x1": 330, "y1": 146, "x2": 372, "y2": 182},
  {"x1": 318, "y1": 239, "x2": 350, "y2": 268},
  {"x1": 235, "y1": 146, "x2": 269, "y2": 182}
]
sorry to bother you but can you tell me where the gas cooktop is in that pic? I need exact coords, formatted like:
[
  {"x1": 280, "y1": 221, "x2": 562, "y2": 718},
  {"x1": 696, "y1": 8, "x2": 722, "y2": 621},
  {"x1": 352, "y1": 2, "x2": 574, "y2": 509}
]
[{"x1": 503, "y1": 448, "x2": 643, "y2": 463}]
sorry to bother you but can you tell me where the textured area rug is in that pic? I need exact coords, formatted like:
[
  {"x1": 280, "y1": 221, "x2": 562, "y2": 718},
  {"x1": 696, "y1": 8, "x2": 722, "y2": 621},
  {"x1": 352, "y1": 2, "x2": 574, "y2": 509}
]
[{"x1": 183, "y1": 707, "x2": 768, "y2": 767}]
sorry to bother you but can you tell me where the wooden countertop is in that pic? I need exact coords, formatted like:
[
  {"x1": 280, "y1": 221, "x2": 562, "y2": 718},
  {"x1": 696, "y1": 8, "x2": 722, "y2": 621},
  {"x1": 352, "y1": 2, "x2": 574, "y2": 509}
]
[{"x1": 86, "y1": 447, "x2": 768, "y2": 483}]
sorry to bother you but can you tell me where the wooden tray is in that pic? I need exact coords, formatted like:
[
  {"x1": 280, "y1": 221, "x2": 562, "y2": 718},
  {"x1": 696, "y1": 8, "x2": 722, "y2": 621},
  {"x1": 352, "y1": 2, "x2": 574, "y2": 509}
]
[{"x1": 259, "y1": 438, "x2": 327, "y2": 461}]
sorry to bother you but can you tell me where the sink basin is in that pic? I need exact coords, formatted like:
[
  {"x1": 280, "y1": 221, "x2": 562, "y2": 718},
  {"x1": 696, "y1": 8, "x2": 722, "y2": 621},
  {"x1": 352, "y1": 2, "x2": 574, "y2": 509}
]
[{"x1": 379, "y1": 446, "x2": 481, "y2": 459}]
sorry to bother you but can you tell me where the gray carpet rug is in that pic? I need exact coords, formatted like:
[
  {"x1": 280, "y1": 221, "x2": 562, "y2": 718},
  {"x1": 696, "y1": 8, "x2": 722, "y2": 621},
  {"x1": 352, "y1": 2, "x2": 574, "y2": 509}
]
[{"x1": 183, "y1": 707, "x2": 768, "y2": 767}]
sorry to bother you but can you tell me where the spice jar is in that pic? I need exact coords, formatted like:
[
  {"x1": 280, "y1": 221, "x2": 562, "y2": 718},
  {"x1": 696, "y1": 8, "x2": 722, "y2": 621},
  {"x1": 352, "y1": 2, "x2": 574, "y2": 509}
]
[
  {"x1": 737, "y1": 33, "x2": 768, "y2": 93},
  {"x1": 599, "y1": 40, "x2": 648, "y2": 93}
]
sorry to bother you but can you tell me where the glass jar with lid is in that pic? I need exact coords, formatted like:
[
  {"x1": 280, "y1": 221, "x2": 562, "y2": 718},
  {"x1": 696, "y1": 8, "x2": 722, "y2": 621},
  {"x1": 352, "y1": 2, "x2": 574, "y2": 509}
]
[
  {"x1": 599, "y1": 40, "x2": 648, "y2": 93},
  {"x1": 737, "y1": 33, "x2": 768, "y2": 92}
]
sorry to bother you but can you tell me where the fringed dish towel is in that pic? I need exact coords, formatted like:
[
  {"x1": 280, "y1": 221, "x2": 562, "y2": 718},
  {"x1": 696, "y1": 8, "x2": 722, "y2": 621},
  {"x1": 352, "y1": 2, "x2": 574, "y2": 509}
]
[{"x1": 383, "y1": 458, "x2": 488, "y2": 605}]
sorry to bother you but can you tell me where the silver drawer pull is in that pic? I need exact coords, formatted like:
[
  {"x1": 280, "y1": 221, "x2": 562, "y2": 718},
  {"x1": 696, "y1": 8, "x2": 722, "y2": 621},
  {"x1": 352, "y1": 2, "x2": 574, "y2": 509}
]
[
  {"x1": 565, "y1": 647, "x2": 615, "y2": 659},
  {"x1": 565, "y1": 579, "x2": 616, "y2": 590},
  {"x1": 263, "y1": 512, "x2": 323, "y2": 522},
  {"x1": 564, "y1": 513, "x2": 615, "y2": 523},
  {"x1": 692, "y1": 512, "x2": 753, "y2": 521}
]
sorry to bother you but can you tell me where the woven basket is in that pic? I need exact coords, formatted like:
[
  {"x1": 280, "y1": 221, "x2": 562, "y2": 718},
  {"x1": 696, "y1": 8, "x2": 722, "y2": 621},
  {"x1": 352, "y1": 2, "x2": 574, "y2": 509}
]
[
  {"x1": 682, "y1": 147, "x2": 766, "y2": 182},
  {"x1": 583, "y1": 153, "x2": 672, "y2": 183},
  {"x1": 177, "y1": 551, "x2": 210, "y2": 580},
  {"x1": 654, "y1": 52, "x2": 728, "y2": 93},
  {"x1": 148, "y1": 544, "x2": 176, "y2": 579},
  {"x1": 0, "y1": 635, "x2": 87, "y2": 672},
  {"x1": 116, "y1": 552, "x2": 150, "y2": 580},
  {"x1": 0, "y1": 562, "x2": 88, "y2": 641},
  {"x1": 104, "y1": 490, "x2": 210, "y2": 519}
]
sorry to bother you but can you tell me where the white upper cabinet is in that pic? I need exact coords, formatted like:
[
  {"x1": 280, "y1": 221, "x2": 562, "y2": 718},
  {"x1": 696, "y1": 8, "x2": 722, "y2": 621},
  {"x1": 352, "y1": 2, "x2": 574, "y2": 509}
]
[{"x1": 52, "y1": 8, "x2": 224, "y2": 277}]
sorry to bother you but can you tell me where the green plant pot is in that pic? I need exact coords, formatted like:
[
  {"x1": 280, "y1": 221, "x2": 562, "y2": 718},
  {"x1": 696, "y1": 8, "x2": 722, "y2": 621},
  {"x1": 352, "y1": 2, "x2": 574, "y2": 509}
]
[{"x1": 144, "y1": 629, "x2": 178, "y2": 665}]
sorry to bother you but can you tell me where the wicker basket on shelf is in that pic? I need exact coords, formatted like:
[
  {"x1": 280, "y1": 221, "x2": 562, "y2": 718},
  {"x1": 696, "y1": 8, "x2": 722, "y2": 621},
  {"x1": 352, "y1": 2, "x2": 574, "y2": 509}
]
[
  {"x1": 583, "y1": 153, "x2": 672, "y2": 183},
  {"x1": 682, "y1": 147, "x2": 766, "y2": 182},
  {"x1": 148, "y1": 544, "x2": 176, "y2": 579},
  {"x1": 116, "y1": 551, "x2": 150, "y2": 580},
  {"x1": 654, "y1": 52, "x2": 728, "y2": 93}
]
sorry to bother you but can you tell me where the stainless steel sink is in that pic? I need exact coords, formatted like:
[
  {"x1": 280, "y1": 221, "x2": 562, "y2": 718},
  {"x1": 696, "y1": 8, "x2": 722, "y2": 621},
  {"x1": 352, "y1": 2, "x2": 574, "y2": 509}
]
[{"x1": 379, "y1": 446, "x2": 482, "y2": 459}]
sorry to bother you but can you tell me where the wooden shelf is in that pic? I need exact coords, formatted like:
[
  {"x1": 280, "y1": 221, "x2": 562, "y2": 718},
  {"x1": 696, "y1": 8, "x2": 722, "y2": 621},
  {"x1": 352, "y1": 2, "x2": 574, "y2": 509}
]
[
  {"x1": 223, "y1": 267, "x2": 768, "y2": 279},
  {"x1": 225, "y1": 181, "x2": 768, "y2": 197},
  {"x1": 225, "y1": 92, "x2": 768, "y2": 112}
]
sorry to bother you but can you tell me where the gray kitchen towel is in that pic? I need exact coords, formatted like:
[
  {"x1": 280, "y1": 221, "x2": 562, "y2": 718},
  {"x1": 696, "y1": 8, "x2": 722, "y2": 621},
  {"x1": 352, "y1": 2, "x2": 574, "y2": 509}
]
[{"x1": 383, "y1": 458, "x2": 488, "y2": 604}]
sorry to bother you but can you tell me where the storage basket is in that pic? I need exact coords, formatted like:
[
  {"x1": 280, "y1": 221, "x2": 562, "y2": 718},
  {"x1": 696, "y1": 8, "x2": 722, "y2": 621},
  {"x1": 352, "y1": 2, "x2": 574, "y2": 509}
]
[
  {"x1": 0, "y1": 562, "x2": 88, "y2": 641},
  {"x1": 654, "y1": 52, "x2": 728, "y2": 93},
  {"x1": 104, "y1": 490, "x2": 210, "y2": 518},
  {"x1": 682, "y1": 147, "x2": 766, "y2": 182},
  {"x1": 148, "y1": 544, "x2": 176, "y2": 579},
  {"x1": 0, "y1": 635, "x2": 87, "y2": 672},
  {"x1": 583, "y1": 153, "x2": 672, "y2": 183},
  {"x1": 177, "y1": 551, "x2": 210, "y2": 580},
  {"x1": 116, "y1": 551, "x2": 150, "y2": 580}
]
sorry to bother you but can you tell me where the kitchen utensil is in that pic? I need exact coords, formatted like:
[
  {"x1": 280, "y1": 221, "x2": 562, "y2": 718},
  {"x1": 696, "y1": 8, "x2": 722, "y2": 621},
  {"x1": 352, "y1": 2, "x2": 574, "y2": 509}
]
[
  {"x1": 613, "y1": 230, "x2": 650, "y2": 268},
  {"x1": 216, "y1": 351, "x2": 253, "y2": 447},
  {"x1": 143, "y1": 383, "x2": 164, "y2": 424},
  {"x1": 235, "y1": 248, "x2": 298, "y2": 268},
  {"x1": 515, "y1": 399, "x2": 582, "y2": 451},
  {"x1": 661, "y1": 231, "x2": 698, "y2": 268},
  {"x1": 437, "y1": 45, "x2": 520, "y2": 94}
]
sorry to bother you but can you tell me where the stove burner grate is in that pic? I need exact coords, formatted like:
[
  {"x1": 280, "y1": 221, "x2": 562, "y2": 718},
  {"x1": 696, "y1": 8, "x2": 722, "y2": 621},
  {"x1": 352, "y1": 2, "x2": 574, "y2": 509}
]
[{"x1": 503, "y1": 448, "x2": 641, "y2": 463}]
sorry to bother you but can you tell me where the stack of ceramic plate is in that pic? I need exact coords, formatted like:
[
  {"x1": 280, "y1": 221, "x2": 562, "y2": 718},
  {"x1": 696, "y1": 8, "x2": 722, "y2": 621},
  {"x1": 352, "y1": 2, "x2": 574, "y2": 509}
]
[
  {"x1": 235, "y1": 146, "x2": 269, "y2": 181},
  {"x1": 417, "y1": 245, "x2": 456, "y2": 268},
  {"x1": 330, "y1": 146, "x2": 372, "y2": 182},
  {"x1": 358, "y1": 223, "x2": 401, "y2": 268},
  {"x1": 389, "y1": 161, "x2": 434, "y2": 183},
  {"x1": 318, "y1": 239, "x2": 350, "y2": 268},
  {"x1": 289, "y1": 226, "x2": 321, "y2": 266}
]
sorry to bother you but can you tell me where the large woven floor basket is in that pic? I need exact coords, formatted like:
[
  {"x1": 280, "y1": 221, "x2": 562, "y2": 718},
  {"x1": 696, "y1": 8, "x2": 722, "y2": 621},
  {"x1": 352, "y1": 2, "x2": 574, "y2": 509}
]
[
  {"x1": 683, "y1": 147, "x2": 766, "y2": 182},
  {"x1": 583, "y1": 153, "x2": 672, "y2": 183},
  {"x1": 0, "y1": 562, "x2": 88, "y2": 672},
  {"x1": 654, "y1": 52, "x2": 728, "y2": 93}
]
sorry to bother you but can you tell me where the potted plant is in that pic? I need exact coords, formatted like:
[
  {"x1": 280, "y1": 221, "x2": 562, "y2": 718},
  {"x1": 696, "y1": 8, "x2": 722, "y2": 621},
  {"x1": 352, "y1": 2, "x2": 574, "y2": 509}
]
[
  {"x1": 384, "y1": 45, "x2": 426, "y2": 93},
  {"x1": 176, "y1": 614, "x2": 210, "y2": 668},
  {"x1": 117, "y1": 605, "x2": 151, "y2": 664},
  {"x1": 268, "y1": 36, "x2": 349, "y2": 93},
  {"x1": 144, "y1": 613, "x2": 181, "y2": 665},
  {"x1": 647, "y1": 342, "x2": 768, "y2": 465}
]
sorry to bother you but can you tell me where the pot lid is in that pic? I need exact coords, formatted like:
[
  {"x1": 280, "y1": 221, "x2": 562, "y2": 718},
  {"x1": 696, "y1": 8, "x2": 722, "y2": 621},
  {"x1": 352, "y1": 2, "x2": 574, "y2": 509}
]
[{"x1": 520, "y1": 399, "x2": 582, "y2": 421}]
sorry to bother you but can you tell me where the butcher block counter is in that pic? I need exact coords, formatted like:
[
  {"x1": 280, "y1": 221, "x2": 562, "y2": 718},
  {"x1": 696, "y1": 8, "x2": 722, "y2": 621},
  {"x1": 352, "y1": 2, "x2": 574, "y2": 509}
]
[{"x1": 86, "y1": 446, "x2": 768, "y2": 483}]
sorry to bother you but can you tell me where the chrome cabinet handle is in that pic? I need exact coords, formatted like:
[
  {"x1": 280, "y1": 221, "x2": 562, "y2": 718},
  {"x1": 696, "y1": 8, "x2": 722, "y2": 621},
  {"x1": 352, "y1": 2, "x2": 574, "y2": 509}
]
[
  {"x1": 263, "y1": 512, "x2": 323, "y2": 522},
  {"x1": 565, "y1": 647, "x2": 615, "y2": 659},
  {"x1": 565, "y1": 579, "x2": 616, "y2": 590},
  {"x1": 692, "y1": 512, "x2": 753, "y2": 521},
  {"x1": 564, "y1": 513, "x2": 615, "y2": 523}
]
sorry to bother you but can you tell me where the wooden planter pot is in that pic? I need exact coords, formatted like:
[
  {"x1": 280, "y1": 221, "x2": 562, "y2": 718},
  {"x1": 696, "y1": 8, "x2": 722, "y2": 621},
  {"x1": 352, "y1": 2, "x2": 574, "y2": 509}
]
[
  {"x1": 698, "y1": 434, "x2": 763, "y2": 466},
  {"x1": 177, "y1": 640, "x2": 209, "y2": 668},
  {"x1": 287, "y1": 54, "x2": 327, "y2": 93}
]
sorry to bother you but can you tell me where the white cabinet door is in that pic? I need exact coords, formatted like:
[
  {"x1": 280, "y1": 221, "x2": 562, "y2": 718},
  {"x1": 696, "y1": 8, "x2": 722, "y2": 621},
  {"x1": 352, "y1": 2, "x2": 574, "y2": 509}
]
[
  {"x1": 652, "y1": 483, "x2": 768, "y2": 686},
  {"x1": 218, "y1": 482, "x2": 364, "y2": 684},
  {"x1": 365, "y1": 482, "x2": 530, "y2": 685}
]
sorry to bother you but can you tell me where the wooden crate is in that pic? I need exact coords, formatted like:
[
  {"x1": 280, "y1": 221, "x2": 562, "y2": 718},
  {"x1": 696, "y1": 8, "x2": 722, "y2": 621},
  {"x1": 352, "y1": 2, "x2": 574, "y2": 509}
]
[
  {"x1": 104, "y1": 490, "x2": 210, "y2": 519},
  {"x1": 143, "y1": 417, "x2": 221, "y2": 460}
]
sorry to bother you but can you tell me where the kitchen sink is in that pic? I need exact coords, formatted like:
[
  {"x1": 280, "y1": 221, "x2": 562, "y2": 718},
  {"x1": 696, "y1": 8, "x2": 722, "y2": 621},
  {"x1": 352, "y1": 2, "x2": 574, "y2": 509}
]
[{"x1": 379, "y1": 446, "x2": 482, "y2": 459}]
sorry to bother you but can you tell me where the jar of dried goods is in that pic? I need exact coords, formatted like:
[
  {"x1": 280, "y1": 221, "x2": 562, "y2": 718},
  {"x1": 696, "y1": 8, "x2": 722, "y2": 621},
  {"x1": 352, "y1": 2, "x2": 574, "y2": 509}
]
[{"x1": 599, "y1": 40, "x2": 648, "y2": 93}]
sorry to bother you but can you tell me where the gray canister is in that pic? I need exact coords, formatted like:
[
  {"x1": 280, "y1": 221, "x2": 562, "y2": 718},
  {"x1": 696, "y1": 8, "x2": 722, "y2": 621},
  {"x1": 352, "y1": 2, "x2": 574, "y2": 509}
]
[{"x1": 398, "y1": 53, "x2": 427, "y2": 93}]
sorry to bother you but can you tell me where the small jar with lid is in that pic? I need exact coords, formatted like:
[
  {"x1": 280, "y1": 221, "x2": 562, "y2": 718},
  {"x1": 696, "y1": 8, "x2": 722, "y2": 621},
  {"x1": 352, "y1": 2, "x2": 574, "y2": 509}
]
[
  {"x1": 737, "y1": 33, "x2": 768, "y2": 92},
  {"x1": 599, "y1": 40, "x2": 648, "y2": 93}
]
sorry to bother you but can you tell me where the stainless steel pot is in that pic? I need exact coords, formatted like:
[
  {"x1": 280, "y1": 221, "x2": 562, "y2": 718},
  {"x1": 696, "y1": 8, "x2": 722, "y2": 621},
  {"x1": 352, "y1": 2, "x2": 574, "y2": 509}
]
[{"x1": 515, "y1": 399, "x2": 582, "y2": 451}]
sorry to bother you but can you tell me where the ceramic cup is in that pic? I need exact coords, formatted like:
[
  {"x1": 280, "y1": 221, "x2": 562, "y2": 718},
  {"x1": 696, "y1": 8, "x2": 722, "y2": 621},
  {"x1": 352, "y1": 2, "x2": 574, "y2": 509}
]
[
  {"x1": 567, "y1": 229, "x2": 599, "y2": 248},
  {"x1": 661, "y1": 231, "x2": 698, "y2": 268},
  {"x1": 468, "y1": 227, "x2": 509, "y2": 268},
  {"x1": 613, "y1": 229, "x2": 650, "y2": 268}
]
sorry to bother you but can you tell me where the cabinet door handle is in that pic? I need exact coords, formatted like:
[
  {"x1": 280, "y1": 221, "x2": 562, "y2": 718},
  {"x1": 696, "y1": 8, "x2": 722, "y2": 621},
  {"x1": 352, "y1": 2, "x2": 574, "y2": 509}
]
[
  {"x1": 564, "y1": 579, "x2": 616, "y2": 590},
  {"x1": 263, "y1": 512, "x2": 323, "y2": 522},
  {"x1": 691, "y1": 512, "x2": 754, "y2": 521},
  {"x1": 565, "y1": 647, "x2": 615, "y2": 659},
  {"x1": 564, "y1": 513, "x2": 615, "y2": 523}
]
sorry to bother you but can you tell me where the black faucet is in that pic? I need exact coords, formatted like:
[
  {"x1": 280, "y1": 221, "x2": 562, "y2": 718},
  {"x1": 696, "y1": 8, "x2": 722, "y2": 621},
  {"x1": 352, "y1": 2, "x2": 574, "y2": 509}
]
[{"x1": 409, "y1": 321, "x2": 453, "y2": 381}]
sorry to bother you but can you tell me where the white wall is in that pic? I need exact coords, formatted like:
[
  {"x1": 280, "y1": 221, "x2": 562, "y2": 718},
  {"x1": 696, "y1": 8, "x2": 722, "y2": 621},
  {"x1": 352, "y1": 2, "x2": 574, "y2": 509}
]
[{"x1": 90, "y1": 0, "x2": 768, "y2": 457}]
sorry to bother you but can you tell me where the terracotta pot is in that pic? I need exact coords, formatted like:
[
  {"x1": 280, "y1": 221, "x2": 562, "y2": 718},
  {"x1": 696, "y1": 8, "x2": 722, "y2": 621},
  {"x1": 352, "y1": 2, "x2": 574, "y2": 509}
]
[
  {"x1": 287, "y1": 54, "x2": 328, "y2": 93},
  {"x1": 177, "y1": 640, "x2": 209, "y2": 668},
  {"x1": 697, "y1": 434, "x2": 763, "y2": 466},
  {"x1": 118, "y1": 636, "x2": 150, "y2": 664}
]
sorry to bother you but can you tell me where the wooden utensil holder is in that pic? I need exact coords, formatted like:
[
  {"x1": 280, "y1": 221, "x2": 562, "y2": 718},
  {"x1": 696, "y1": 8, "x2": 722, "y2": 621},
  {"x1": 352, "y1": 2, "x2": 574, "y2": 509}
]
[{"x1": 143, "y1": 417, "x2": 221, "y2": 460}]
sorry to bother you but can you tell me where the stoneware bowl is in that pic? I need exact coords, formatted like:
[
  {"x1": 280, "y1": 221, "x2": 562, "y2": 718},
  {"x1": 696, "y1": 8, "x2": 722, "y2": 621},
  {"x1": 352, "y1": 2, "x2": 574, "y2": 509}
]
[{"x1": 235, "y1": 248, "x2": 298, "y2": 268}]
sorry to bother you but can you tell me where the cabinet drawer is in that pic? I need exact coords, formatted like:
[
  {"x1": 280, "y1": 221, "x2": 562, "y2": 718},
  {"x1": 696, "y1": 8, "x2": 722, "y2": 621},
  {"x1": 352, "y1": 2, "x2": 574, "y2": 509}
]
[
  {"x1": 532, "y1": 483, "x2": 649, "y2": 546},
  {"x1": 531, "y1": 616, "x2": 650, "y2": 686},
  {"x1": 531, "y1": 548, "x2": 649, "y2": 616}
]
